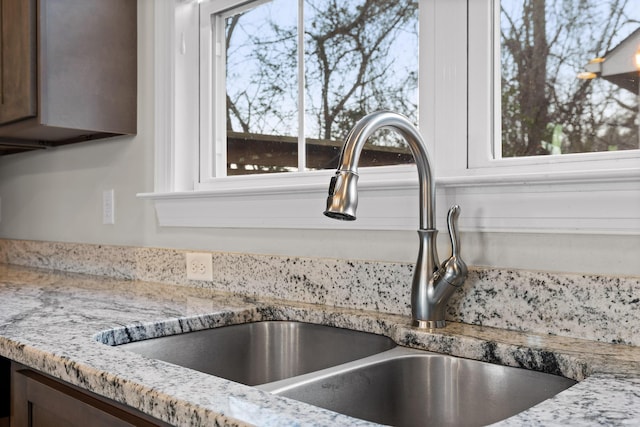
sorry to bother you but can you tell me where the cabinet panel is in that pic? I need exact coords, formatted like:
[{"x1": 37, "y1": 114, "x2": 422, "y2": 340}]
[
  {"x1": 1, "y1": 357, "x2": 9, "y2": 427},
  {"x1": 0, "y1": 0, "x2": 37, "y2": 125},
  {"x1": 11, "y1": 365, "x2": 167, "y2": 427},
  {"x1": 0, "y1": 0, "x2": 136, "y2": 155},
  {"x1": 40, "y1": 0, "x2": 136, "y2": 133}
]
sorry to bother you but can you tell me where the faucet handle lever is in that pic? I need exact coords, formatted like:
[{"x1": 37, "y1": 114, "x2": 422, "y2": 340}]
[
  {"x1": 441, "y1": 205, "x2": 467, "y2": 287},
  {"x1": 447, "y1": 205, "x2": 462, "y2": 258}
]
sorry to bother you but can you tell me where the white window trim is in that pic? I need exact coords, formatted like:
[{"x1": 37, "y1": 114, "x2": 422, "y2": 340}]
[{"x1": 139, "y1": 0, "x2": 640, "y2": 235}]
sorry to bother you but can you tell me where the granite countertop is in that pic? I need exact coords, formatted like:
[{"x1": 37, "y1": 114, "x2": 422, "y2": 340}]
[{"x1": 1, "y1": 264, "x2": 640, "y2": 426}]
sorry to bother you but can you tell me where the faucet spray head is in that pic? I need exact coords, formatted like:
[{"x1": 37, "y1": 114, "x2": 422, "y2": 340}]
[{"x1": 324, "y1": 170, "x2": 359, "y2": 221}]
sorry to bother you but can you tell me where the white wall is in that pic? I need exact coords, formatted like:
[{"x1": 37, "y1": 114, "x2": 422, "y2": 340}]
[{"x1": 0, "y1": 0, "x2": 637, "y2": 277}]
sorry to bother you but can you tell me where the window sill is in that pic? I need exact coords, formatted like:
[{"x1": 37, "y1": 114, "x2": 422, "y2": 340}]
[{"x1": 139, "y1": 167, "x2": 640, "y2": 233}]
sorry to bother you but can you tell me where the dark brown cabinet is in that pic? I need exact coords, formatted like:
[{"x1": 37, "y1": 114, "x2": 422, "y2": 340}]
[
  {"x1": 0, "y1": 0, "x2": 137, "y2": 155},
  {"x1": 0, "y1": 0, "x2": 37, "y2": 127},
  {"x1": 1, "y1": 357, "x2": 9, "y2": 427},
  {"x1": 10, "y1": 363, "x2": 169, "y2": 427}
]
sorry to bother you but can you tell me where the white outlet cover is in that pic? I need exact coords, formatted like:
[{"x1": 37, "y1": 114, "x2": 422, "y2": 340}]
[{"x1": 186, "y1": 252, "x2": 213, "y2": 281}]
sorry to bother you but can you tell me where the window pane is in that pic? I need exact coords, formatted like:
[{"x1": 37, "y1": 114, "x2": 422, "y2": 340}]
[
  {"x1": 501, "y1": 0, "x2": 640, "y2": 157},
  {"x1": 222, "y1": 0, "x2": 418, "y2": 176},
  {"x1": 225, "y1": 0, "x2": 298, "y2": 175},
  {"x1": 303, "y1": 0, "x2": 418, "y2": 170}
]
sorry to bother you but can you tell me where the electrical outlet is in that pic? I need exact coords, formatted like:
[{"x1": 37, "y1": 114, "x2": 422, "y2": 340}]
[{"x1": 186, "y1": 252, "x2": 213, "y2": 281}]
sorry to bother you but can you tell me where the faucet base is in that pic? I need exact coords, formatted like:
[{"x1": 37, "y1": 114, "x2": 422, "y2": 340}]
[{"x1": 413, "y1": 319, "x2": 446, "y2": 329}]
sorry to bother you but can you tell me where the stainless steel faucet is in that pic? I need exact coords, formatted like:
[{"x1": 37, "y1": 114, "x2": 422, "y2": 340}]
[{"x1": 323, "y1": 111, "x2": 467, "y2": 328}]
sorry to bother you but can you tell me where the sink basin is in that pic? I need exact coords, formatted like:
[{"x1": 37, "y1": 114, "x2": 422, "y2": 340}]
[
  {"x1": 116, "y1": 321, "x2": 396, "y2": 385},
  {"x1": 116, "y1": 321, "x2": 575, "y2": 425},
  {"x1": 265, "y1": 347, "x2": 577, "y2": 427}
]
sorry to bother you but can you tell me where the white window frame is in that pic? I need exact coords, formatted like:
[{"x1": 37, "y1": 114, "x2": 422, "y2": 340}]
[{"x1": 139, "y1": 0, "x2": 640, "y2": 234}]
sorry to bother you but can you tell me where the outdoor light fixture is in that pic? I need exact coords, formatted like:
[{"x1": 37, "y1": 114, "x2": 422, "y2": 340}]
[
  {"x1": 578, "y1": 57, "x2": 604, "y2": 80},
  {"x1": 577, "y1": 71, "x2": 597, "y2": 80}
]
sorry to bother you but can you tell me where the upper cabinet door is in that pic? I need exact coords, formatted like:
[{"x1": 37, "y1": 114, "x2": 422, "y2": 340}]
[{"x1": 0, "y1": 0, "x2": 37, "y2": 126}]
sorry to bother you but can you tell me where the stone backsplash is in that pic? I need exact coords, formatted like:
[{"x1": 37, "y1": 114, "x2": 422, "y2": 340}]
[{"x1": 0, "y1": 238, "x2": 638, "y2": 346}]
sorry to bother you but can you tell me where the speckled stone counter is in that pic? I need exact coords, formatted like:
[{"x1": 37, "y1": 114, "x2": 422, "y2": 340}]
[
  {"x1": 2, "y1": 239, "x2": 639, "y2": 346},
  {"x1": 1, "y1": 264, "x2": 640, "y2": 426}
]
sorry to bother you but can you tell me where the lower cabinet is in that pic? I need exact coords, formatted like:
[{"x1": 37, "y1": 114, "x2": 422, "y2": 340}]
[
  {"x1": 10, "y1": 363, "x2": 170, "y2": 427},
  {"x1": 1, "y1": 358, "x2": 10, "y2": 427}
]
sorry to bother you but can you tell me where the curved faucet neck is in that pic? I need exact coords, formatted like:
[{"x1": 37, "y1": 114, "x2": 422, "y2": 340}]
[
  {"x1": 335, "y1": 111, "x2": 435, "y2": 230},
  {"x1": 325, "y1": 110, "x2": 468, "y2": 328}
]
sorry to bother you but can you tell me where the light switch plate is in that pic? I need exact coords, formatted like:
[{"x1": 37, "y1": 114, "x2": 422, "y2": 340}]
[{"x1": 103, "y1": 189, "x2": 115, "y2": 224}]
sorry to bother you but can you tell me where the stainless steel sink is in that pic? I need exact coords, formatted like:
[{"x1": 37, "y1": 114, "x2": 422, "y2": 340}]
[
  {"x1": 262, "y1": 347, "x2": 577, "y2": 427},
  {"x1": 116, "y1": 321, "x2": 576, "y2": 426},
  {"x1": 116, "y1": 321, "x2": 396, "y2": 385}
]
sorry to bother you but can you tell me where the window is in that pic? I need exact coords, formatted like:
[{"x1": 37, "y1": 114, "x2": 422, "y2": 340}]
[
  {"x1": 202, "y1": 0, "x2": 418, "y2": 179},
  {"x1": 500, "y1": 1, "x2": 640, "y2": 158},
  {"x1": 144, "y1": 0, "x2": 639, "y2": 234},
  {"x1": 467, "y1": 0, "x2": 640, "y2": 175}
]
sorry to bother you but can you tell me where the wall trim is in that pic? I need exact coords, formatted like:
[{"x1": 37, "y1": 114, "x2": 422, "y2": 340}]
[{"x1": 139, "y1": 169, "x2": 640, "y2": 234}]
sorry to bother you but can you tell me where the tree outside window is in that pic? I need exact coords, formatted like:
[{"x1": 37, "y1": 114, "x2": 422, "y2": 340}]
[{"x1": 224, "y1": 0, "x2": 418, "y2": 175}]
